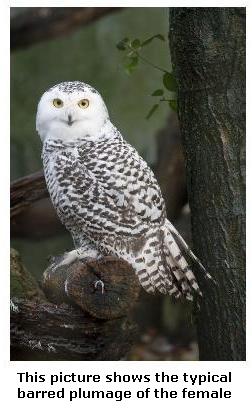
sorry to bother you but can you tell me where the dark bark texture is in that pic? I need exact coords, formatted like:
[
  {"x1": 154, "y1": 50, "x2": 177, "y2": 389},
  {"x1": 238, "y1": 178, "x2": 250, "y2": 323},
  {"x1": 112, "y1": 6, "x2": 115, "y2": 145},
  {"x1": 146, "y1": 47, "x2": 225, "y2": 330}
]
[
  {"x1": 43, "y1": 257, "x2": 140, "y2": 320},
  {"x1": 11, "y1": 299, "x2": 138, "y2": 361},
  {"x1": 169, "y1": 7, "x2": 245, "y2": 360},
  {"x1": 11, "y1": 170, "x2": 48, "y2": 218},
  {"x1": 11, "y1": 249, "x2": 139, "y2": 360}
]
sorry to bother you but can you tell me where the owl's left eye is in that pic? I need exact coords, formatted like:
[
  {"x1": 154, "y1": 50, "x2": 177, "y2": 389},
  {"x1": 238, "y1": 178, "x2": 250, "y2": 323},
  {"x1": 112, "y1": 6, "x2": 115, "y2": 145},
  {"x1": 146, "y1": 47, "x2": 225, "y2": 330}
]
[
  {"x1": 78, "y1": 99, "x2": 89, "y2": 109},
  {"x1": 53, "y1": 98, "x2": 64, "y2": 108}
]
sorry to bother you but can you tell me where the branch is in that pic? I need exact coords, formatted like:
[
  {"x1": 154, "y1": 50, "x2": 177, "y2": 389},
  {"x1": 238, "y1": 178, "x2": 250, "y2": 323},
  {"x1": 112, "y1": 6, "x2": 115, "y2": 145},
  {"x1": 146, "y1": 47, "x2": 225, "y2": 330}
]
[
  {"x1": 11, "y1": 7, "x2": 123, "y2": 50},
  {"x1": 11, "y1": 249, "x2": 140, "y2": 360},
  {"x1": 10, "y1": 170, "x2": 48, "y2": 219},
  {"x1": 11, "y1": 299, "x2": 138, "y2": 361},
  {"x1": 11, "y1": 171, "x2": 63, "y2": 239}
]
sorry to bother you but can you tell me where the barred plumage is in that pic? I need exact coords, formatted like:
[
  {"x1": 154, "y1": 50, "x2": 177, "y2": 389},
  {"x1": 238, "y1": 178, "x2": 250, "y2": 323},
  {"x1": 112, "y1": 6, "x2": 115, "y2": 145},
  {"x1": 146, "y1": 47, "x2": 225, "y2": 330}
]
[{"x1": 37, "y1": 81, "x2": 210, "y2": 300}]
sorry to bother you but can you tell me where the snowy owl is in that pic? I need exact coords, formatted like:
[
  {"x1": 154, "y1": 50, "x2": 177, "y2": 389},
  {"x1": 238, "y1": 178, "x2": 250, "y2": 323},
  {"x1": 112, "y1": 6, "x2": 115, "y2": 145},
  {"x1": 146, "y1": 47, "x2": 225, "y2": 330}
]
[{"x1": 36, "y1": 81, "x2": 211, "y2": 300}]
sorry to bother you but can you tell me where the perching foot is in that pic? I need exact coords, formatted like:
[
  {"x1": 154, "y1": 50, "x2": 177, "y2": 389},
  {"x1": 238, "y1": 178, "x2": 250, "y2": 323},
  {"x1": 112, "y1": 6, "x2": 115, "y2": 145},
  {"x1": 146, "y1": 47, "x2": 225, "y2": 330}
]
[{"x1": 50, "y1": 248, "x2": 101, "y2": 272}]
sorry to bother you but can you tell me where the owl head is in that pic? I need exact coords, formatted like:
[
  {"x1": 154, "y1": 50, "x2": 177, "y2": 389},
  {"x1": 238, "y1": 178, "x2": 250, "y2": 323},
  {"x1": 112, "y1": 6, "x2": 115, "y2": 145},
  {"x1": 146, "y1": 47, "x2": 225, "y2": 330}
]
[{"x1": 36, "y1": 81, "x2": 109, "y2": 143}]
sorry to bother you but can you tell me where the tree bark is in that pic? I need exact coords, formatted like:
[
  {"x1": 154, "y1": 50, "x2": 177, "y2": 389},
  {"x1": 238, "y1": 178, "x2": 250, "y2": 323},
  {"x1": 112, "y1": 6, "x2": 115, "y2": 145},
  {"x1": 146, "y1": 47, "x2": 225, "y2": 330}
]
[
  {"x1": 11, "y1": 7, "x2": 123, "y2": 50},
  {"x1": 11, "y1": 249, "x2": 139, "y2": 360},
  {"x1": 11, "y1": 170, "x2": 48, "y2": 219},
  {"x1": 169, "y1": 7, "x2": 245, "y2": 360},
  {"x1": 42, "y1": 256, "x2": 140, "y2": 320},
  {"x1": 11, "y1": 299, "x2": 138, "y2": 361}
]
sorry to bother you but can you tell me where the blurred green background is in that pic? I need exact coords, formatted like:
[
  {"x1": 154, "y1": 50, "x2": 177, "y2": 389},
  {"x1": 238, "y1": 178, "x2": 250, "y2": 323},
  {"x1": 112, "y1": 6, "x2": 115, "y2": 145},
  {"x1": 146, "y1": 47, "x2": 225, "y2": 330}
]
[{"x1": 11, "y1": 7, "x2": 171, "y2": 180}]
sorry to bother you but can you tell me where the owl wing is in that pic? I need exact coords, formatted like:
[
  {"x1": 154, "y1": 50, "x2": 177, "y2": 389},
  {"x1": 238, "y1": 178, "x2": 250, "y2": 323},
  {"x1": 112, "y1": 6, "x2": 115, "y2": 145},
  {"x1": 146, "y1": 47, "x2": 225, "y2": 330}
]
[
  {"x1": 81, "y1": 141, "x2": 167, "y2": 227},
  {"x1": 78, "y1": 142, "x2": 211, "y2": 298}
]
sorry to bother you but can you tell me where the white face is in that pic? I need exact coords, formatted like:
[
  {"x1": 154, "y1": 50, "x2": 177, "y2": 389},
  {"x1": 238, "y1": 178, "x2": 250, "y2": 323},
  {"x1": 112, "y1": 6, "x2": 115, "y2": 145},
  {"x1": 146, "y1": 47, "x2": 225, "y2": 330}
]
[{"x1": 36, "y1": 82, "x2": 109, "y2": 143}]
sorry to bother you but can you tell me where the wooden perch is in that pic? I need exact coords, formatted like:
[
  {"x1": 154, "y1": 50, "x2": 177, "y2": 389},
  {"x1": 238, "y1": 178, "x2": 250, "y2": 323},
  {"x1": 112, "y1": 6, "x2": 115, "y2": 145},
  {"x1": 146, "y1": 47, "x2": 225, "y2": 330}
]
[
  {"x1": 43, "y1": 257, "x2": 140, "y2": 319},
  {"x1": 11, "y1": 299, "x2": 138, "y2": 361},
  {"x1": 11, "y1": 7, "x2": 123, "y2": 50},
  {"x1": 10, "y1": 249, "x2": 140, "y2": 360}
]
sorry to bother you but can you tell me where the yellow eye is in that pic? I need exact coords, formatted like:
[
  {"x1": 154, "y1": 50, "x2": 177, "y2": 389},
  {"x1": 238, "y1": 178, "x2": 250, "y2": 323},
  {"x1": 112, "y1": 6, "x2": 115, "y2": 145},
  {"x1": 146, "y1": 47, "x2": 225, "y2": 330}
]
[
  {"x1": 53, "y1": 98, "x2": 63, "y2": 108},
  {"x1": 78, "y1": 99, "x2": 89, "y2": 109}
]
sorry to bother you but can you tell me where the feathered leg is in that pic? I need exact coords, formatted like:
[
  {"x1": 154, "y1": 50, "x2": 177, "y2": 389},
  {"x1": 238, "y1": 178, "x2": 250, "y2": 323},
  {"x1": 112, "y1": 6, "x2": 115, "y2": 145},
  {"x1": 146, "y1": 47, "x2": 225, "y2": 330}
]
[{"x1": 51, "y1": 238, "x2": 101, "y2": 271}]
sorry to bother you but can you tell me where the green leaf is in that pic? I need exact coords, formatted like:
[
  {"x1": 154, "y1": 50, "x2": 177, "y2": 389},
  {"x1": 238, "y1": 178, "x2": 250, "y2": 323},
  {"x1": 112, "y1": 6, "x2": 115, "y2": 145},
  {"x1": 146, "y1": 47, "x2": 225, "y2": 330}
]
[
  {"x1": 163, "y1": 72, "x2": 177, "y2": 91},
  {"x1": 116, "y1": 42, "x2": 126, "y2": 51},
  {"x1": 116, "y1": 37, "x2": 129, "y2": 51},
  {"x1": 124, "y1": 56, "x2": 139, "y2": 75},
  {"x1": 169, "y1": 99, "x2": 178, "y2": 112},
  {"x1": 129, "y1": 56, "x2": 138, "y2": 67},
  {"x1": 131, "y1": 39, "x2": 141, "y2": 49},
  {"x1": 151, "y1": 89, "x2": 164, "y2": 96},
  {"x1": 146, "y1": 104, "x2": 159, "y2": 119},
  {"x1": 141, "y1": 34, "x2": 165, "y2": 47}
]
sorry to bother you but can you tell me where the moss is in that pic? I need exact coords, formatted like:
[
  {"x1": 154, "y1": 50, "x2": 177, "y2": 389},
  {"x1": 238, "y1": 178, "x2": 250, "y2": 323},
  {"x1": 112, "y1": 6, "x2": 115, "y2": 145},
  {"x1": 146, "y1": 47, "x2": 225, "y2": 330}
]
[{"x1": 10, "y1": 248, "x2": 45, "y2": 300}]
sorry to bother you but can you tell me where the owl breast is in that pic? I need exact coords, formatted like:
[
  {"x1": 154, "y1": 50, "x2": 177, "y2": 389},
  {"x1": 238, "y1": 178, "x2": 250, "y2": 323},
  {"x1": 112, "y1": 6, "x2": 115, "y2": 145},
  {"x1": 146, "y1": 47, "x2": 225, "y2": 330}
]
[{"x1": 42, "y1": 136, "x2": 166, "y2": 257}]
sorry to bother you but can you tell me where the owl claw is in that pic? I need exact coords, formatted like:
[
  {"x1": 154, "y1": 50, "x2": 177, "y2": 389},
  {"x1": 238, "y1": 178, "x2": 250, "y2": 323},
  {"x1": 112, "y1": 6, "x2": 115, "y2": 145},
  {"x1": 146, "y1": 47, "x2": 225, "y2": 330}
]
[
  {"x1": 49, "y1": 248, "x2": 101, "y2": 272},
  {"x1": 94, "y1": 279, "x2": 105, "y2": 294},
  {"x1": 50, "y1": 263, "x2": 57, "y2": 273},
  {"x1": 51, "y1": 250, "x2": 79, "y2": 271}
]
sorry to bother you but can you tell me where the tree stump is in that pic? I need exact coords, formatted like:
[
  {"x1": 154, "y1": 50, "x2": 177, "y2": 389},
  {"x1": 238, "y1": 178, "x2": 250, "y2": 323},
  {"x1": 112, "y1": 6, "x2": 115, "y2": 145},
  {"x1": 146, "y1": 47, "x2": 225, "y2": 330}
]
[
  {"x1": 42, "y1": 256, "x2": 140, "y2": 320},
  {"x1": 10, "y1": 249, "x2": 140, "y2": 361}
]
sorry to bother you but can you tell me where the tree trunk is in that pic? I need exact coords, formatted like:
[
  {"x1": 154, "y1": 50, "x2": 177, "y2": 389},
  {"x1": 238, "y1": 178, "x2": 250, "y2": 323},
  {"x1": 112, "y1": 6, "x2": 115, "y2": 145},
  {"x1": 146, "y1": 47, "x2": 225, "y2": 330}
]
[{"x1": 169, "y1": 7, "x2": 245, "y2": 360}]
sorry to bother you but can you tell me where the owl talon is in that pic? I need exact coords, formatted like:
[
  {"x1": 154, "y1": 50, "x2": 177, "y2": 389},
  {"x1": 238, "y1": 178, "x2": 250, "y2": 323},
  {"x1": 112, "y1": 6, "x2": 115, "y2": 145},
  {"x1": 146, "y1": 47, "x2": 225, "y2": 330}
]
[
  {"x1": 94, "y1": 279, "x2": 105, "y2": 294},
  {"x1": 50, "y1": 263, "x2": 57, "y2": 273}
]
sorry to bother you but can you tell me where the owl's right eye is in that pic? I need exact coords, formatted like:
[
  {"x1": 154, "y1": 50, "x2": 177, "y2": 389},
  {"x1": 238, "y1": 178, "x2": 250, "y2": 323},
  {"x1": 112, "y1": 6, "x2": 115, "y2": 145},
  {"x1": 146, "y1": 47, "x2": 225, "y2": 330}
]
[{"x1": 53, "y1": 98, "x2": 64, "y2": 108}]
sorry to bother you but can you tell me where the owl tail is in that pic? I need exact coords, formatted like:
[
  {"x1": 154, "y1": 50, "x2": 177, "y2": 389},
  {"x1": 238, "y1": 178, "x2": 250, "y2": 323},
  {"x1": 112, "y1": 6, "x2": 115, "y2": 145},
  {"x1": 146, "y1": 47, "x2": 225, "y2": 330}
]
[
  {"x1": 132, "y1": 219, "x2": 213, "y2": 300},
  {"x1": 162, "y1": 219, "x2": 214, "y2": 300}
]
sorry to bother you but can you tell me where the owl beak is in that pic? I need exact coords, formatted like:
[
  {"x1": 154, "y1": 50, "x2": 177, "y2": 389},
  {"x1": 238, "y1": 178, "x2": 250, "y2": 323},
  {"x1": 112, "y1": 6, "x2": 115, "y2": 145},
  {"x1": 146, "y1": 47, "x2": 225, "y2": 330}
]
[{"x1": 67, "y1": 114, "x2": 74, "y2": 126}]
